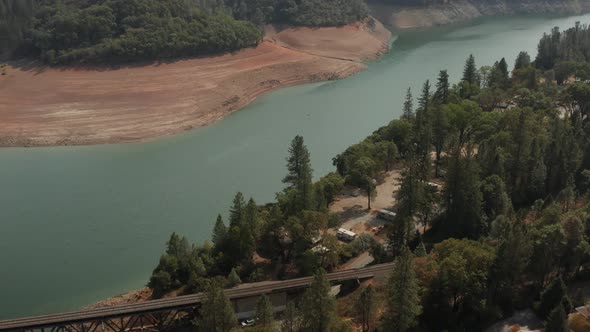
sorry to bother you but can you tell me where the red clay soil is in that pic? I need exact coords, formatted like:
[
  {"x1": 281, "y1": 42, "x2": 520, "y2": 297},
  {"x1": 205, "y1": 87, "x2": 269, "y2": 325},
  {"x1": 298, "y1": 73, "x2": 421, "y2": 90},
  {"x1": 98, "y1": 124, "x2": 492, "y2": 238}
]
[{"x1": 0, "y1": 18, "x2": 391, "y2": 147}]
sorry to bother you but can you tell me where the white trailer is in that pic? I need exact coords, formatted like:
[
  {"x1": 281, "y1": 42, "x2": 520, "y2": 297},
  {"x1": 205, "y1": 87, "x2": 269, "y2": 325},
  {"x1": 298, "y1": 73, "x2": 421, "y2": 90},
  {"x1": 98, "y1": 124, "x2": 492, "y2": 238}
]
[
  {"x1": 377, "y1": 209, "x2": 397, "y2": 222},
  {"x1": 337, "y1": 228, "x2": 357, "y2": 242}
]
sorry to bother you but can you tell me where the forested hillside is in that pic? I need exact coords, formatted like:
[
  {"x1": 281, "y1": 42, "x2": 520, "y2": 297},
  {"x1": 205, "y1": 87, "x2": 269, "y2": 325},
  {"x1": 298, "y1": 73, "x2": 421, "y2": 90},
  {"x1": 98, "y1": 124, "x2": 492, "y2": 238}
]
[
  {"x1": 224, "y1": 0, "x2": 368, "y2": 26},
  {"x1": 0, "y1": 0, "x2": 33, "y2": 56},
  {"x1": 0, "y1": 0, "x2": 368, "y2": 64},
  {"x1": 369, "y1": 0, "x2": 579, "y2": 6}
]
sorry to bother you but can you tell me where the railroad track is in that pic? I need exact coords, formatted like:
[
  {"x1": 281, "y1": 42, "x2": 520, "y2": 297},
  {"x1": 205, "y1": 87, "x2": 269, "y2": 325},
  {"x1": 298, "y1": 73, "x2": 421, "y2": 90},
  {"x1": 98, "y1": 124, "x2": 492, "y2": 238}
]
[{"x1": 0, "y1": 263, "x2": 394, "y2": 331}]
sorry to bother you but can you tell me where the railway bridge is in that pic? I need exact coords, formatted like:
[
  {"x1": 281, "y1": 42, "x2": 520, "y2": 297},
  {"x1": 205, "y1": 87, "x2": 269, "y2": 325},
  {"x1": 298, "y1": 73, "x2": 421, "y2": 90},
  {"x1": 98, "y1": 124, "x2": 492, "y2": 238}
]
[{"x1": 0, "y1": 263, "x2": 394, "y2": 332}]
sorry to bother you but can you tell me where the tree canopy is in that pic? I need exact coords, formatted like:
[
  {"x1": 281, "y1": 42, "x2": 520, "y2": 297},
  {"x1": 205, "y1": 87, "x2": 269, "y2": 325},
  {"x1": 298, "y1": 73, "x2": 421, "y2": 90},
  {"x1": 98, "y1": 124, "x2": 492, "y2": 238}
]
[{"x1": 1, "y1": 0, "x2": 368, "y2": 63}]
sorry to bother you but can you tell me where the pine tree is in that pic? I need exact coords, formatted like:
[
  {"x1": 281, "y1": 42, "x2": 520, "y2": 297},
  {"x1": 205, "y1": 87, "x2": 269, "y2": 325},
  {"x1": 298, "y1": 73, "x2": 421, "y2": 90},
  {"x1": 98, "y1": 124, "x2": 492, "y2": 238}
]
[
  {"x1": 229, "y1": 192, "x2": 245, "y2": 228},
  {"x1": 227, "y1": 193, "x2": 256, "y2": 264},
  {"x1": 434, "y1": 69, "x2": 450, "y2": 104},
  {"x1": 514, "y1": 51, "x2": 531, "y2": 69},
  {"x1": 392, "y1": 158, "x2": 422, "y2": 254},
  {"x1": 415, "y1": 80, "x2": 432, "y2": 180},
  {"x1": 255, "y1": 294, "x2": 274, "y2": 329},
  {"x1": 282, "y1": 301, "x2": 301, "y2": 332},
  {"x1": 402, "y1": 87, "x2": 414, "y2": 120},
  {"x1": 244, "y1": 198, "x2": 260, "y2": 239},
  {"x1": 283, "y1": 135, "x2": 314, "y2": 213},
  {"x1": 166, "y1": 232, "x2": 189, "y2": 258},
  {"x1": 462, "y1": 54, "x2": 478, "y2": 85},
  {"x1": 417, "y1": 80, "x2": 431, "y2": 112},
  {"x1": 212, "y1": 214, "x2": 227, "y2": 248},
  {"x1": 432, "y1": 105, "x2": 449, "y2": 177},
  {"x1": 491, "y1": 57, "x2": 509, "y2": 89},
  {"x1": 396, "y1": 153, "x2": 423, "y2": 218},
  {"x1": 539, "y1": 277, "x2": 569, "y2": 318},
  {"x1": 358, "y1": 285, "x2": 377, "y2": 332},
  {"x1": 227, "y1": 268, "x2": 242, "y2": 287},
  {"x1": 196, "y1": 280, "x2": 237, "y2": 332},
  {"x1": 444, "y1": 153, "x2": 484, "y2": 238},
  {"x1": 414, "y1": 238, "x2": 427, "y2": 257},
  {"x1": 489, "y1": 222, "x2": 532, "y2": 308},
  {"x1": 301, "y1": 268, "x2": 336, "y2": 332},
  {"x1": 545, "y1": 304, "x2": 567, "y2": 332},
  {"x1": 385, "y1": 247, "x2": 422, "y2": 332}
]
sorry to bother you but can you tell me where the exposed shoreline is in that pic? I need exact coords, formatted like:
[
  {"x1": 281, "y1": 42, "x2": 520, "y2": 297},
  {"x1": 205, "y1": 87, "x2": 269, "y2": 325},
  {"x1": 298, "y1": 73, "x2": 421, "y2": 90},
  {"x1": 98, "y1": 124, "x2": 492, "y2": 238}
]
[
  {"x1": 369, "y1": 0, "x2": 590, "y2": 29},
  {"x1": 0, "y1": 18, "x2": 391, "y2": 148}
]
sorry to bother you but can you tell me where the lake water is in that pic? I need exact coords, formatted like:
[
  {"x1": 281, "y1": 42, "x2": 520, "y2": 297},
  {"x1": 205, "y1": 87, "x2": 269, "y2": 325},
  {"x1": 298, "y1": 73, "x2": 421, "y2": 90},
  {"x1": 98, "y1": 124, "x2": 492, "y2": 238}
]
[{"x1": 1, "y1": 13, "x2": 588, "y2": 319}]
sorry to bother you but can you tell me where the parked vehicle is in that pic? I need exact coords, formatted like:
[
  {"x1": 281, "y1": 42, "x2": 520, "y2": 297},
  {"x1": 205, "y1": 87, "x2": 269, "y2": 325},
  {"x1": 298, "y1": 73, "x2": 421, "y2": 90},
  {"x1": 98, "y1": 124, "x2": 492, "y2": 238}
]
[
  {"x1": 337, "y1": 228, "x2": 357, "y2": 242},
  {"x1": 377, "y1": 209, "x2": 397, "y2": 222}
]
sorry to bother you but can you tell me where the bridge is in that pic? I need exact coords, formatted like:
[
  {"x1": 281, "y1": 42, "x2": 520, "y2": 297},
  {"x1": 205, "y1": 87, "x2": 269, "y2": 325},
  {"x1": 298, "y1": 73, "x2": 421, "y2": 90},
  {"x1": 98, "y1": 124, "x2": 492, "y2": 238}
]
[{"x1": 0, "y1": 263, "x2": 394, "y2": 332}]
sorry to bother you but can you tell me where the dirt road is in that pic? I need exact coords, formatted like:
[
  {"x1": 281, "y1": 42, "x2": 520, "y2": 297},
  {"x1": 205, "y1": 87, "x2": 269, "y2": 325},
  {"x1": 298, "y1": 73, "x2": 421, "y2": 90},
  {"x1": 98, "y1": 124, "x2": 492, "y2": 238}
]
[{"x1": 0, "y1": 19, "x2": 390, "y2": 147}]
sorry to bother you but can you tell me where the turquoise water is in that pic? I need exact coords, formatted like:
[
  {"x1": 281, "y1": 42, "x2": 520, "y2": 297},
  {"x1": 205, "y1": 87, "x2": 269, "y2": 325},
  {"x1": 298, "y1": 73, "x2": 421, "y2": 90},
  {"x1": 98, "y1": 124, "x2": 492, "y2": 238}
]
[{"x1": 1, "y1": 13, "x2": 588, "y2": 319}]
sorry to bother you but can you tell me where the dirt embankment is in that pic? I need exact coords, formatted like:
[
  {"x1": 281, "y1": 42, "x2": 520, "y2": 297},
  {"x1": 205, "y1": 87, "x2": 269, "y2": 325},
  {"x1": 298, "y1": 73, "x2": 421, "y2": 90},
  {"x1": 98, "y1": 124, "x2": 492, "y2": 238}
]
[
  {"x1": 369, "y1": 0, "x2": 590, "y2": 29},
  {"x1": 0, "y1": 18, "x2": 390, "y2": 147}
]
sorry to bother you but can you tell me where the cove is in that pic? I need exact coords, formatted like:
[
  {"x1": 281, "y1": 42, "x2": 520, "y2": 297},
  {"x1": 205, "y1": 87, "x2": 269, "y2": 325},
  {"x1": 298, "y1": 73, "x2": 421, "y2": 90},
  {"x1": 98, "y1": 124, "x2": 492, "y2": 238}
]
[{"x1": 1, "y1": 13, "x2": 588, "y2": 319}]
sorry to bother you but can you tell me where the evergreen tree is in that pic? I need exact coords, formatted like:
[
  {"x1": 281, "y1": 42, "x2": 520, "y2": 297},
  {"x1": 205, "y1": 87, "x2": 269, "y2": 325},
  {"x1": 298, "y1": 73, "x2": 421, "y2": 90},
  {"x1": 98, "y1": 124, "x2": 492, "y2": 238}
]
[
  {"x1": 384, "y1": 247, "x2": 422, "y2": 332},
  {"x1": 212, "y1": 214, "x2": 227, "y2": 248},
  {"x1": 462, "y1": 54, "x2": 478, "y2": 85},
  {"x1": 434, "y1": 69, "x2": 450, "y2": 104},
  {"x1": 402, "y1": 87, "x2": 414, "y2": 121},
  {"x1": 444, "y1": 152, "x2": 483, "y2": 238},
  {"x1": 514, "y1": 51, "x2": 531, "y2": 69},
  {"x1": 282, "y1": 301, "x2": 301, "y2": 332},
  {"x1": 545, "y1": 304, "x2": 567, "y2": 332},
  {"x1": 432, "y1": 104, "x2": 449, "y2": 177},
  {"x1": 498, "y1": 58, "x2": 509, "y2": 86},
  {"x1": 417, "y1": 80, "x2": 431, "y2": 112},
  {"x1": 389, "y1": 217, "x2": 413, "y2": 252},
  {"x1": 227, "y1": 268, "x2": 242, "y2": 287},
  {"x1": 283, "y1": 135, "x2": 314, "y2": 213},
  {"x1": 301, "y1": 268, "x2": 336, "y2": 332},
  {"x1": 489, "y1": 222, "x2": 532, "y2": 310},
  {"x1": 244, "y1": 198, "x2": 260, "y2": 239},
  {"x1": 166, "y1": 232, "x2": 190, "y2": 258},
  {"x1": 414, "y1": 238, "x2": 427, "y2": 257},
  {"x1": 539, "y1": 277, "x2": 569, "y2": 318},
  {"x1": 229, "y1": 192, "x2": 246, "y2": 228},
  {"x1": 255, "y1": 294, "x2": 274, "y2": 329},
  {"x1": 396, "y1": 156, "x2": 423, "y2": 218},
  {"x1": 227, "y1": 193, "x2": 256, "y2": 264},
  {"x1": 196, "y1": 280, "x2": 238, "y2": 332},
  {"x1": 415, "y1": 80, "x2": 433, "y2": 179},
  {"x1": 391, "y1": 162, "x2": 423, "y2": 254},
  {"x1": 358, "y1": 285, "x2": 377, "y2": 332},
  {"x1": 481, "y1": 175, "x2": 512, "y2": 222},
  {"x1": 148, "y1": 270, "x2": 173, "y2": 297}
]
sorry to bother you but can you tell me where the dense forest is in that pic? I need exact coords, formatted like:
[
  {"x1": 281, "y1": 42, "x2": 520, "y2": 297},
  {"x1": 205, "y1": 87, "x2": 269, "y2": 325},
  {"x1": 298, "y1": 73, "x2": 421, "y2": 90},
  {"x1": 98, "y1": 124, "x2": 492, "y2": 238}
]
[
  {"x1": 146, "y1": 22, "x2": 590, "y2": 331},
  {"x1": 367, "y1": 0, "x2": 572, "y2": 7},
  {"x1": 0, "y1": 0, "x2": 34, "y2": 55},
  {"x1": 223, "y1": 0, "x2": 368, "y2": 26},
  {"x1": 0, "y1": 0, "x2": 367, "y2": 64}
]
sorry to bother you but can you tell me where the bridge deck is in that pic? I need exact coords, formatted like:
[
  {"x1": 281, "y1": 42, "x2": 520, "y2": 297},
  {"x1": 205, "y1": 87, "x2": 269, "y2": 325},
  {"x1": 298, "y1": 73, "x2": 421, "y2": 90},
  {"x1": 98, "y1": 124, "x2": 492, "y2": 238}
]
[{"x1": 0, "y1": 263, "x2": 394, "y2": 331}]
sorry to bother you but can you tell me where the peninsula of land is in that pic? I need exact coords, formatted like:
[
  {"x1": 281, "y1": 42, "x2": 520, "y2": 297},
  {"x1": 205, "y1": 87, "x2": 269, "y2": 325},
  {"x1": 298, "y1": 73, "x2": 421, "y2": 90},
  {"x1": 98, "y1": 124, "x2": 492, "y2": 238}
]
[{"x1": 0, "y1": 19, "x2": 390, "y2": 147}]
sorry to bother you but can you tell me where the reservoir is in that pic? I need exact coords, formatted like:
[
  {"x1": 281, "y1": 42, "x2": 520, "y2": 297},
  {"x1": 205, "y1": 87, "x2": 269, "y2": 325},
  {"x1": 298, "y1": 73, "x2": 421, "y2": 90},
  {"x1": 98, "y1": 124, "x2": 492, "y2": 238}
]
[{"x1": 0, "y1": 13, "x2": 587, "y2": 319}]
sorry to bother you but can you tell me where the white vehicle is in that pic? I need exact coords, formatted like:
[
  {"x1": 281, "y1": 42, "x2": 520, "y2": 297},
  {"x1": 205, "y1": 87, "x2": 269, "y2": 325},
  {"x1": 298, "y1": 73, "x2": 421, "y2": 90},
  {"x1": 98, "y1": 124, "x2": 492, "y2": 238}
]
[
  {"x1": 427, "y1": 181, "x2": 442, "y2": 191},
  {"x1": 337, "y1": 228, "x2": 357, "y2": 242},
  {"x1": 311, "y1": 245, "x2": 330, "y2": 253},
  {"x1": 241, "y1": 319, "x2": 255, "y2": 327},
  {"x1": 377, "y1": 209, "x2": 397, "y2": 222}
]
